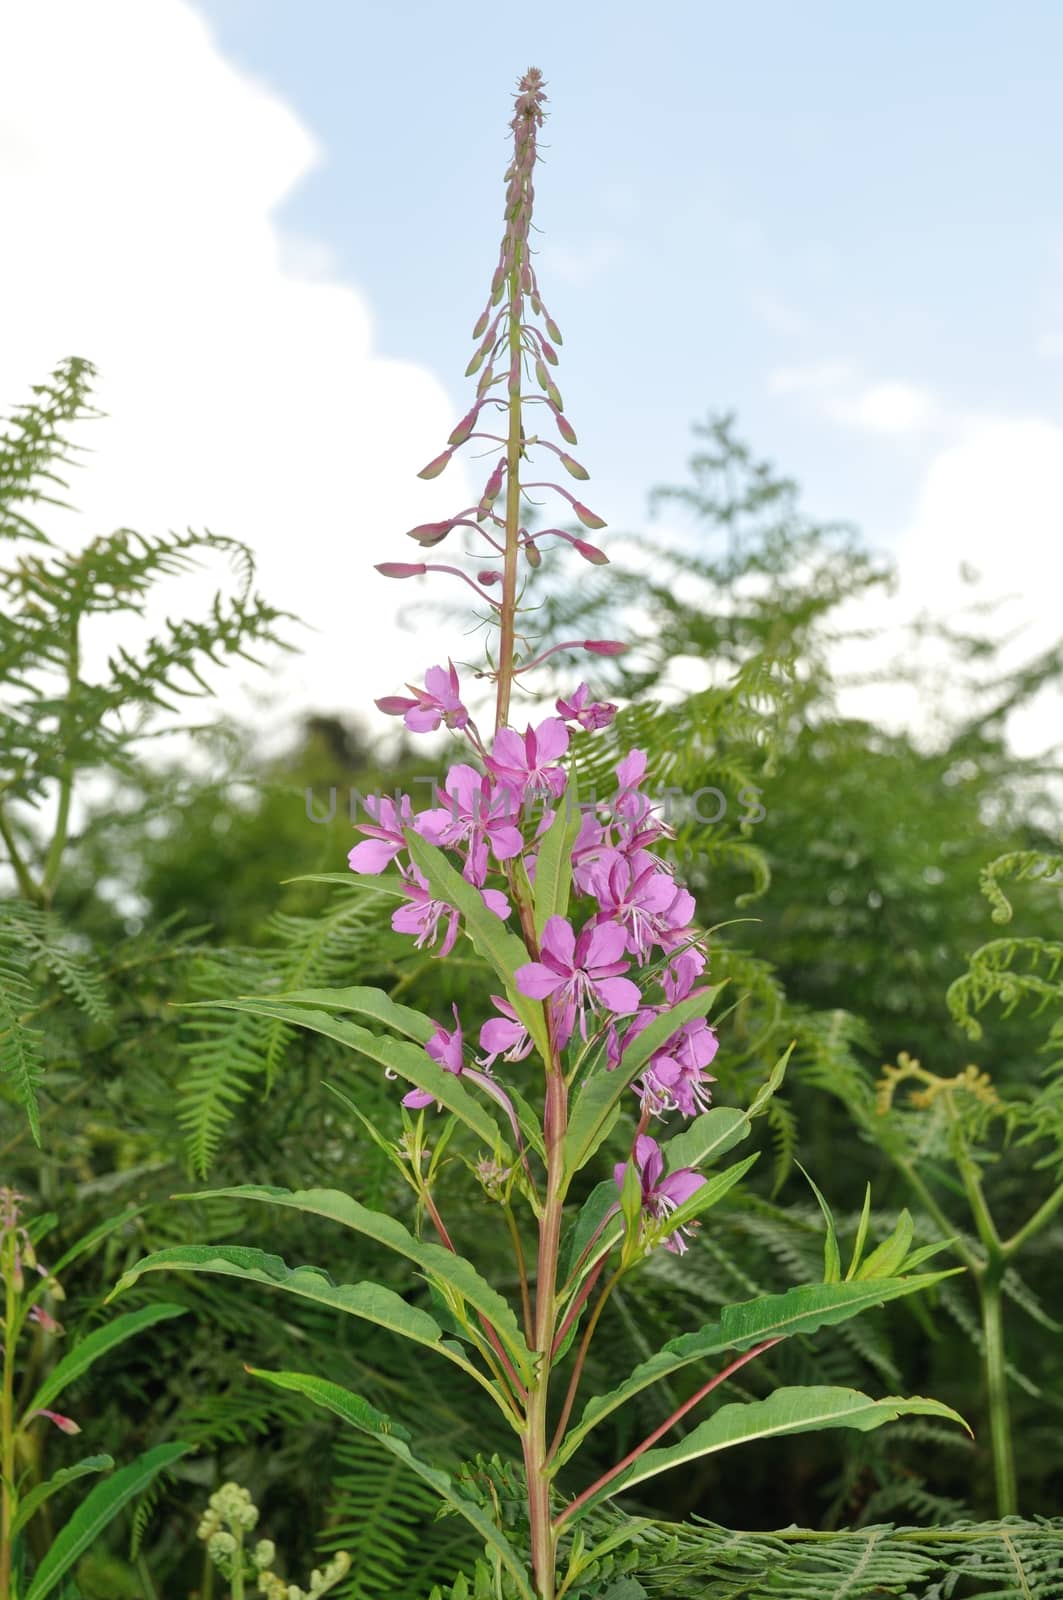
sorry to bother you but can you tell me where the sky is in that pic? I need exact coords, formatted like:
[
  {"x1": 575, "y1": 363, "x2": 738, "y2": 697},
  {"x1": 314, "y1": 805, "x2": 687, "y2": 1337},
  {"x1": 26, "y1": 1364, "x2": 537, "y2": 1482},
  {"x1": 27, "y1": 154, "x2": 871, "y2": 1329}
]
[{"x1": 1, "y1": 0, "x2": 1061, "y2": 754}]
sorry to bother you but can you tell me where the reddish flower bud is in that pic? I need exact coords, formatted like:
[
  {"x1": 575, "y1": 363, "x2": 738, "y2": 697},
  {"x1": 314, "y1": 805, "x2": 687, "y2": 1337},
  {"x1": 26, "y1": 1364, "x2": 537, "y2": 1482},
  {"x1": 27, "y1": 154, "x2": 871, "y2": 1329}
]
[
  {"x1": 472, "y1": 307, "x2": 490, "y2": 340},
  {"x1": 559, "y1": 452, "x2": 589, "y2": 481},
  {"x1": 406, "y1": 521, "x2": 453, "y2": 547},
  {"x1": 552, "y1": 406, "x2": 578, "y2": 445},
  {"x1": 545, "y1": 315, "x2": 563, "y2": 345},
  {"x1": 573, "y1": 502, "x2": 607, "y2": 531},
  {"x1": 477, "y1": 569, "x2": 503, "y2": 586},
  {"x1": 545, "y1": 378, "x2": 563, "y2": 412},
  {"x1": 465, "y1": 344, "x2": 488, "y2": 378},
  {"x1": 417, "y1": 449, "x2": 453, "y2": 480},
  {"x1": 534, "y1": 358, "x2": 550, "y2": 392},
  {"x1": 32, "y1": 1408, "x2": 81, "y2": 1435},
  {"x1": 478, "y1": 460, "x2": 505, "y2": 518},
  {"x1": 583, "y1": 639, "x2": 627, "y2": 655},
  {"x1": 531, "y1": 291, "x2": 542, "y2": 315},
  {"x1": 449, "y1": 404, "x2": 481, "y2": 446},
  {"x1": 573, "y1": 539, "x2": 609, "y2": 564},
  {"x1": 376, "y1": 563, "x2": 427, "y2": 578},
  {"x1": 524, "y1": 541, "x2": 542, "y2": 568},
  {"x1": 540, "y1": 339, "x2": 559, "y2": 366}
]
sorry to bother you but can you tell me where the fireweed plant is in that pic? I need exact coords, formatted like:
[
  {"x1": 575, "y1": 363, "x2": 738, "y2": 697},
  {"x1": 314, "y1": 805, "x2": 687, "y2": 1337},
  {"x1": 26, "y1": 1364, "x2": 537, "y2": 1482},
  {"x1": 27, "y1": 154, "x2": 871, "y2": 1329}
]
[{"x1": 111, "y1": 72, "x2": 968, "y2": 1600}]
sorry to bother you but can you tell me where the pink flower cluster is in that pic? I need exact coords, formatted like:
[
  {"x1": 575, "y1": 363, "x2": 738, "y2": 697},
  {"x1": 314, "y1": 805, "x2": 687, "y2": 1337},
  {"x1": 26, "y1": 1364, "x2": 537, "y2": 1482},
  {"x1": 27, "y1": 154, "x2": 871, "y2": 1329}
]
[{"x1": 349, "y1": 664, "x2": 717, "y2": 1122}]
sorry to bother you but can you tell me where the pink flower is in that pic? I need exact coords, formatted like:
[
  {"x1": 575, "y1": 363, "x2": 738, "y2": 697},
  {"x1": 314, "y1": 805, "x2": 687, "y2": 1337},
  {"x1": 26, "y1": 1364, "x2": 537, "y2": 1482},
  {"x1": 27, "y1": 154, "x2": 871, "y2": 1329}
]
[
  {"x1": 478, "y1": 996, "x2": 533, "y2": 1068},
  {"x1": 615, "y1": 1134, "x2": 707, "y2": 1254},
  {"x1": 586, "y1": 849, "x2": 696, "y2": 963},
  {"x1": 404, "y1": 1006, "x2": 465, "y2": 1108},
  {"x1": 516, "y1": 914, "x2": 640, "y2": 1046},
  {"x1": 637, "y1": 1019, "x2": 719, "y2": 1118},
  {"x1": 485, "y1": 718, "x2": 569, "y2": 804},
  {"x1": 415, "y1": 764, "x2": 523, "y2": 883},
  {"x1": 28, "y1": 1305, "x2": 63, "y2": 1334},
  {"x1": 663, "y1": 946, "x2": 708, "y2": 1003},
  {"x1": 348, "y1": 793, "x2": 415, "y2": 875},
  {"x1": 556, "y1": 683, "x2": 617, "y2": 731},
  {"x1": 392, "y1": 868, "x2": 508, "y2": 957},
  {"x1": 376, "y1": 661, "x2": 469, "y2": 734}
]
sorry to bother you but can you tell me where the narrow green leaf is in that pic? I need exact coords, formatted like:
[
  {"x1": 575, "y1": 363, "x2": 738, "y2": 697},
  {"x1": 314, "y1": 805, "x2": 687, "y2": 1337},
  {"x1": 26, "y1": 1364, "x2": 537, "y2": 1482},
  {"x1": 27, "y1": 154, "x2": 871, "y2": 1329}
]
[
  {"x1": 183, "y1": 1000, "x2": 503, "y2": 1150},
  {"x1": 107, "y1": 1246, "x2": 511, "y2": 1416},
  {"x1": 857, "y1": 1209, "x2": 915, "y2": 1280},
  {"x1": 246, "y1": 1367, "x2": 535, "y2": 1600},
  {"x1": 662, "y1": 1152, "x2": 759, "y2": 1234},
  {"x1": 563, "y1": 986, "x2": 726, "y2": 1178},
  {"x1": 846, "y1": 1183, "x2": 873, "y2": 1280},
  {"x1": 181, "y1": 1185, "x2": 533, "y2": 1380},
  {"x1": 25, "y1": 1304, "x2": 187, "y2": 1418},
  {"x1": 49, "y1": 1206, "x2": 143, "y2": 1276},
  {"x1": 560, "y1": 1179, "x2": 623, "y2": 1286},
  {"x1": 797, "y1": 1163, "x2": 842, "y2": 1284},
  {"x1": 661, "y1": 1107, "x2": 749, "y2": 1173},
  {"x1": 404, "y1": 831, "x2": 550, "y2": 1058},
  {"x1": 578, "y1": 1386, "x2": 970, "y2": 1513},
  {"x1": 262, "y1": 985, "x2": 436, "y2": 1045},
  {"x1": 533, "y1": 793, "x2": 581, "y2": 938},
  {"x1": 11, "y1": 1456, "x2": 113, "y2": 1537},
  {"x1": 557, "y1": 1274, "x2": 959, "y2": 1464},
  {"x1": 23, "y1": 1441, "x2": 190, "y2": 1600}
]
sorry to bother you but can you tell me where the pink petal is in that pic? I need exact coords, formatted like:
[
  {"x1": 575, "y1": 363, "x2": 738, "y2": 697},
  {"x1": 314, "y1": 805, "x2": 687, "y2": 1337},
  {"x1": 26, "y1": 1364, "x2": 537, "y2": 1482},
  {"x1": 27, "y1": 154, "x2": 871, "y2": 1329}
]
[
  {"x1": 533, "y1": 717, "x2": 570, "y2": 763},
  {"x1": 516, "y1": 961, "x2": 564, "y2": 1000},
  {"x1": 659, "y1": 1169, "x2": 707, "y2": 1207},
  {"x1": 481, "y1": 888, "x2": 511, "y2": 919},
  {"x1": 540, "y1": 915, "x2": 576, "y2": 968},
  {"x1": 347, "y1": 838, "x2": 401, "y2": 874},
  {"x1": 635, "y1": 1134, "x2": 663, "y2": 1188},
  {"x1": 583, "y1": 920, "x2": 628, "y2": 968},
  {"x1": 405, "y1": 706, "x2": 443, "y2": 733},
  {"x1": 403, "y1": 1087, "x2": 435, "y2": 1108},
  {"x1": 595, "y1": 976, "x2": 641, "y2": 1015}
]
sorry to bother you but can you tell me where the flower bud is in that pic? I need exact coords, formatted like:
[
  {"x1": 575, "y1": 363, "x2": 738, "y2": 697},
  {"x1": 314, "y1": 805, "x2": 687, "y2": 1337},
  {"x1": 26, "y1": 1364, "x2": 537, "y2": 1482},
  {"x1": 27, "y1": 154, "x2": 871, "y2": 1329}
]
[
  {"x1": 534, "y1": 358, "x2": 550, "y2": 392},
  {"x1": 545, "y1": 315, "x2": 563, "y2": 344},
  {"x1": 478, "y1": 460, "x2": 505, "y2": 518},
  {"x1": 448, "y1": 404, "x2": 480, "y2": 446},
  {"x1": 477, "y1": 569, "x2": 503, "y2": 586},
  {"x1": 417, "y1": 448, "x2": 453, "y2": 480},
  {"x1": 545, "y1": 378, "x2": 563, "y2": 411},
  {"x1": 476, "y1": 363, "x2": 496, "y2": 397},
  {"x1": 573, "y1": 539, "x2": 609, "y2": 564},
  {"x1": 584, "y1": 639, "x2": 627, "y2": 655},
  {"x1": 524, "y1": 541, "x2": 542, "y2": 568},
  {"x1": 531, "y1": 291, "x2": 542, "y2": 315},
  {"x1": 471, "y1": 307, "x2": 490, "y2": 340},
  {"x1": 552, "y1": 407, "x2": 578, "y2": 445},
  {"x1": 540, "y1": 339, "x2": 559, "y2": 366},
  {"x1": 465, "y1": 343, "x2": 488, "y2": 378},
  {"x1": 573, "y1": 501, "x2": 606, "y2": 531},
  {"x1": 32, "y1": 1407, "x2": 81, "y2": 1434},
  {"x1": 406, "y1": 521, "x2": 452, "y2": 547},
  {"x1": 559, "y1": 452, "x2": 589, "y2": 480},
  {"x1": 375, "y1": 563, "x2": 427, "y2": 578}
]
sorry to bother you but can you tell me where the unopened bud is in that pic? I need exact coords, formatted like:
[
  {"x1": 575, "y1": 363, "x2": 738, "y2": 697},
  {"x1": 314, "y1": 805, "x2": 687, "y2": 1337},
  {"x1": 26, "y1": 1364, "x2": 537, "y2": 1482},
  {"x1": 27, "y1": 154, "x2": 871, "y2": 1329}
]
[
  {"x1": 406, "y1": 521, "x2": 452, "y2": 547},
  {"x1": 472, "y1": 307, "x2": 490, "y2": 340},
  {"x1": 584, "y1": 640, "x2": 627, "y2": 656},
  {"x1": 545, "y1": 315, "x2": 563, "y2": 344},
  {"x1": 573, "y1": 539, "x2": 609, "y2": 564},
  {"x1": 534, "y1": 358, "x2": 550, "y2": 392},
  {"x1": 32, "y1": 1408, "x2": 81, "y2": 1435},
  {"x1": 553, "y1": 408, "x2": 578, "y2": 445},
  {"x1": 478, "y1": 460, "x2": 505, "y2": 518},
  {"x1": 524, "y1": 541, "x2": 542, "y2": 568},
  {"x1": 477, "y1": 569, "x2": 503, "y2": 586},
  {"x1": 375, "y1": 563, "x2": 427, "y2": 579},
  {"x1": 545, "y1": 378, "x2": 563, "y2": 411},
  {"x1": 417, "y1": 448, "x2": 453, "y2": 480},
  {"x1": 573, "y1": 502, "x2": 606, "y2": 531},
  {"x1": 540, "y1": 339, "x2": 559, "y2": 366},
  {"x1": 559, "y1": 452, "x2": 589, "y2": 481},
  {"x1": 449, "y1": 404, "x2": 480, "y2": 446}
]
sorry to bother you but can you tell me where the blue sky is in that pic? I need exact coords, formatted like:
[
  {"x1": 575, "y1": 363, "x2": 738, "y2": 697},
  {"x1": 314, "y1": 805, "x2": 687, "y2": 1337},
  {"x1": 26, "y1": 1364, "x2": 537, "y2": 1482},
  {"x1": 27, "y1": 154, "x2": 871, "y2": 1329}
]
[
  {"x1": 198, "y1": 0, "x2": 1063, "y2": 549},
  {"x1": 2, "y1": 1, "x2": 1060, "y2": 749}
]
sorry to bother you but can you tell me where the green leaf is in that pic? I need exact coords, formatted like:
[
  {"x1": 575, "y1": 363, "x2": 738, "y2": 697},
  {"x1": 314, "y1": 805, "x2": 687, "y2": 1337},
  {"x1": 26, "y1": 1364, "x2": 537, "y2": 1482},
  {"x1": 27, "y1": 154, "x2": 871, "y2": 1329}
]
[
  {"x1": 49, "y1": 1206, "x2": 144, "y2": 1277},
  {"x1": 533, "y1": 793, "x2": 581, "y2": 938},
  {"x1": 573, "y1": 1386, "x2": 970, "y2": 1515},
  {"x1": 797, "y1": 1163, "x2": 841, "y2": 1284},
  {"x1": 404, "y1": 831, "x2": 549, "y2": 1059},
  {"x1": 262, "y1": 985, "x2": 436, "y2": 1045},
  {"x1": 182, "y1": 1185, "x2": 533, "y2": 1380},
  {"x1": 11, "y1": 1456, "x2": 114, "y2": 1537},
  {"x1": 662, "y1": 1152, "x2": 759, "y2": 1234},
  {"x1": 107, "y1": 1246, "x2": 513, "y2": 1418},
  {"x1": 845, "y1": 1183, "x2": 873, "y2": 1280},
  {"x1": 246, "y1": 1367, "x2": 535, "y2": 1600},
  {"x1": 661, "y1": 1107, "x2": 750, "y2": 1173},
  {"x1": 22, "y1": 1441, "x2": 190, "y2": 1600},
  {"x1": 25, "y1": 1304, "x2": 187, "y2": 1419},
  {"x1": 560, "y1": 1179, "x2": 623, "y2": 1286},
  {"x1": 557, "y1": 1274, "x2": 960, "y2": 1464},
  {"x1": 184, "y1": 1000, "x2": 503, "y2": 1150},
  {"x1": 563, "y1": 986, "x2": 726, "y2": 1178},
  {"x1": 856, "y1": 1209, "x2": 915, "y2": 1280}
]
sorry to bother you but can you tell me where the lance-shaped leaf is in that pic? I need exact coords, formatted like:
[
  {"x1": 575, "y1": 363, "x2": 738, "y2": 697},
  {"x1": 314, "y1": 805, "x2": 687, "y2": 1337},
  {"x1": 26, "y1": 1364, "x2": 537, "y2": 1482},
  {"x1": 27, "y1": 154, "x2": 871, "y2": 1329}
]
[
  {"x1": 181, "y1": 1185, "x2": 533, "y2": 1381},
  {"x1": 257, "y1": 985, "x2": 436, "y2": 1046},
  {"x1": 11, "y1": 1456, "x2": 114, "y2": 1537},
  {"x1": 563, "y1": 987, "x2": 726, "y2": 1178},
  {"x1": 25, "y1": 1303, "x2": 187, "y2": 1419},
  {"x1": 22, "y1": 1441, "x2": 191, "y2": 1600},
  {"x1": 570, "y1": 1386, "x2": 970, "y2": 1517},
  {"x1": 533, "y1": 792, "x2": 581, "y2": 938},
  {"x1": 107, "y1": 1246, "x2": 515, "y2": 1421},
  {"x1": 405, "y1": 830, "x2": 550, "y2": 1059},
  {"x1": 557, "y1": 1274, "x2": 961, "y2": 1464},
  {"x1": 658, "y1": 1153, "x2": 760, "y2": 1236},
  {"x1": 180, "y1": 999, "x2": 504, "y2": 1151},
  {"x1": 246, "y1": 1367, "x2": 534, "y2": 1600},
  {"x1": 660, "y1": 1106, "x2": 750, "y2": 1173},
  {"x1": 560, "y1": 1179, "x2": 624, "y2": 1288}
]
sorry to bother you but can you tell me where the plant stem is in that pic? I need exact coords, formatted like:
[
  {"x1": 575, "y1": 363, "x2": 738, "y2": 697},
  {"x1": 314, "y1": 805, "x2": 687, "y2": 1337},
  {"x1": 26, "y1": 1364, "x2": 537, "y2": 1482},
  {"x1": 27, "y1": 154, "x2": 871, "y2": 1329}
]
[
  {"x1": 547, "y1": 1265, "x2": 619, "y2": 1463},
  {"x1": 1002, "y1": 1176, "x2": 1063, "y2": 1258},
  {"x1": 979, "y1": 1268, "x2": 1017, "y2": 1515},
  {"x1": 41, "y1": 627, "x2": 80, "y2": 905},
  {"x1": 1, "y1": 1245, "x2": 17, "y2": 1600},
  {"x1": 504, "y1": 1203, "x2": 534, "y2": 1344},
  {"x1": 0, "y1": 800, "x2": 42, "y2": 905},
  {"x1": 494, "y1": 259, "x2": 524, "y2": 733}
]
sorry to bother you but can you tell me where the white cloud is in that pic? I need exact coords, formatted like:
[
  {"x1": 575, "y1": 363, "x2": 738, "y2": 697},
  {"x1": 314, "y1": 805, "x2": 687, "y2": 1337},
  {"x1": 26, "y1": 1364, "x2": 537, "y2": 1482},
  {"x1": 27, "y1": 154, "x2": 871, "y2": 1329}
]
[
  {"x1": 0, "y1": 0, "x2": 466, "y2": 749},
  {"x1": 833, "y1": 416, "x2": 1063, "y2": 756},
  {"x1": 832, "y1": 380, "x2": 937, "y2": 435},
  {"x1": 767, "y1": 361, "x2": 854, "y2": 395}
]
